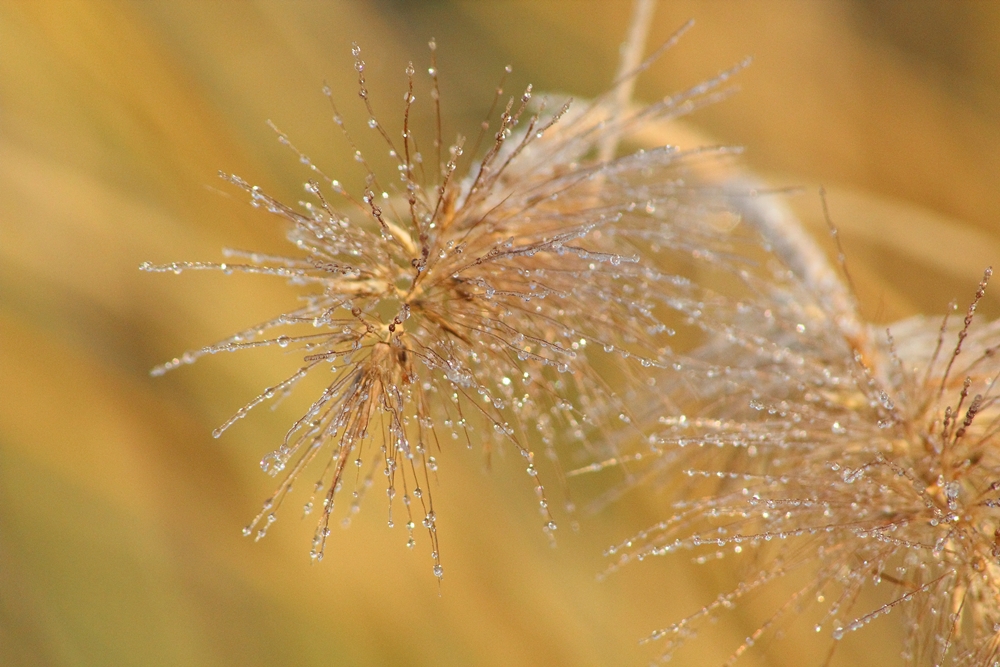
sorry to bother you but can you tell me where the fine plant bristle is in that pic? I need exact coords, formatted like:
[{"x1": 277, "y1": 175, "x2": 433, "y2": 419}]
[
  {"x1": 595, "y1": 218, "x2": 1000, "y2": 664},
  {"x1": 142, "y1": 30, "x2": 751, "y2": 578}
]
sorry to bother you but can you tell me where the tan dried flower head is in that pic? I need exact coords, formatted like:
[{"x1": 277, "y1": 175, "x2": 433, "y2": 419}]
[
  {"x1": 603, "y1": 213, "x2": 1000, "y2": 663},
  {"x1": 143, "y1": 28, "x2": 746, "y2": 577}
]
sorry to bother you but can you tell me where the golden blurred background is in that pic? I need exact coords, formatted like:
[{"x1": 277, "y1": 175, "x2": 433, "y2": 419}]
[{"x1": 1, "y1": 2, "x2": 998, "y2": 665}]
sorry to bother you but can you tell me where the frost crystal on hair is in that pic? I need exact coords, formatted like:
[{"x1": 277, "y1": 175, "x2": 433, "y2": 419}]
[{"x1": 143, "y1": 31, "x2": 748, "y2": 577}]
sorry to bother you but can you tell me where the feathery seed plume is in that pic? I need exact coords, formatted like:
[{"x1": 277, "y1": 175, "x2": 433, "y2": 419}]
[
  {"x1": 143, "y1": 24, "x2": 748, "y2": 578},
  {"x1": 600, "y1": 206, "x2": 1000, "y2": 663}
]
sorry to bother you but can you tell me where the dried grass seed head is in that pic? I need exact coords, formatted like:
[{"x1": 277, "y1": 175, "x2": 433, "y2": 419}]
[
  {"x1": 143, "y1": 33, "x2": 749, "y2": 576},
  {"x1": 602, "y1": 214, "x2": 1000, "y2": 663}
]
